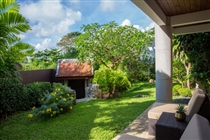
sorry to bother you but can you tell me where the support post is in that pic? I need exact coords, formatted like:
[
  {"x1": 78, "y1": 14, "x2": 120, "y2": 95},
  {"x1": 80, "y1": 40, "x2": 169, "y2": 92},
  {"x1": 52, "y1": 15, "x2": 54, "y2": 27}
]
[{"x1": 155, "y1": 24, "x2": 172, "y2": 103}]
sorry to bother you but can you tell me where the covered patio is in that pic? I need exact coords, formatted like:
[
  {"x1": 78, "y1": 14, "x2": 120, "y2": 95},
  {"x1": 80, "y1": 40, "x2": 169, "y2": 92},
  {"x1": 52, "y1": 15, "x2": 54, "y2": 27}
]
[
  {"x1": 114, "y1": 0, "x2": 210, "y2": 139},
  {"x1": 132, "y1": 0, "x2": 210, "y2": 103}
]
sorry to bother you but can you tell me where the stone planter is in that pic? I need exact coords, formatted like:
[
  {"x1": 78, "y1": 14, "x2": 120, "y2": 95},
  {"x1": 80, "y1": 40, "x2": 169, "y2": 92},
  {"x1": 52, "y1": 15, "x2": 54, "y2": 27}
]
[
  {"x1": 102, "y1": 92, "x2": 110, "y2": 99},
  {"x1": 113, "y1": 92, "x2": 120, "y2": 98}
]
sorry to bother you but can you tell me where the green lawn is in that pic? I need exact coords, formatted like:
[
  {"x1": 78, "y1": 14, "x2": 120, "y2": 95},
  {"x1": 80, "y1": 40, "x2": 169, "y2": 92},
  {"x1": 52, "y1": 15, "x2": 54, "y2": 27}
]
[{"x1": 0, "y1": 82, "x2": 155, "y2": 140}]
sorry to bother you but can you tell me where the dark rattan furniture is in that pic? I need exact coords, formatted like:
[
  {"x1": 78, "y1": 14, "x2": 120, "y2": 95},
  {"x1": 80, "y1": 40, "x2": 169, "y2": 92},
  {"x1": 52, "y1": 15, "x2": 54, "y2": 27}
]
[{"x1": 156, "y1": 112, "x2": 190, "y2": 140}]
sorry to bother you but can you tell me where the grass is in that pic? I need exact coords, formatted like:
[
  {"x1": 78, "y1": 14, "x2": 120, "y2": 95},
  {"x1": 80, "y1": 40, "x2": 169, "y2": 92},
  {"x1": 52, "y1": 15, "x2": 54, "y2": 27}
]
[{"x1": 0, "y1": 82, "x2": 155, "y2": 140}]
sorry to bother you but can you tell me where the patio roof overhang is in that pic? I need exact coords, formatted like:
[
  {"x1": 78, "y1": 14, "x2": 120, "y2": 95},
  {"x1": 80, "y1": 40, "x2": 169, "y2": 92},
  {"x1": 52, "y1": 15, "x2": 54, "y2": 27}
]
[
  {"x1": 131, "y1": 0, "x2": 210, "y2": 35},
  {"x1": 132, "y1": 0, "x2": 210, "y2": 103}
]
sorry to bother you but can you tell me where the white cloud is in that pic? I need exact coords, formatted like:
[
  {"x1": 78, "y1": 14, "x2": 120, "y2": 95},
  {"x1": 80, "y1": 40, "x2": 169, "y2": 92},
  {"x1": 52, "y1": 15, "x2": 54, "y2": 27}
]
[
  {"x1": 35, "y1": 38, "x2": 52, "y2": 51},
  {"x1": 121, "y1": 19, "x2": 131, "y2": 26},
  {"x1": 146, "y1": 22, "x2": 155, "y2": 30},
  {"x1": 121, "y1": 19, "x2": 145, "y2": 31},
  {"x1": 69, "y1": 0, "x2": 80, "y2": 4},
  {"x1": 99, "y1": 0, "x2": 115, "y2": 11},
  {"x1": 133, "y1": 25, "x2": 145, "y2": 32},
  {"x1": 20, "y1": 0, "x2": 82, "y2": 38}
]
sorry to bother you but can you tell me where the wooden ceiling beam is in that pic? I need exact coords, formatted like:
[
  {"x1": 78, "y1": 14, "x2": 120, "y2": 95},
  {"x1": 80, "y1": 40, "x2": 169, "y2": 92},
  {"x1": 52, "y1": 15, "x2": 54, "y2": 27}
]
[
  {"x1": 131, "y1": 0, "x2": 167, "y2": 26},
  {"x1": 171, "y1": 9, "x2": 210, "y2": 27},
  {"x1": 173, "y1": 22, "x2": 210, "y2": 35}
]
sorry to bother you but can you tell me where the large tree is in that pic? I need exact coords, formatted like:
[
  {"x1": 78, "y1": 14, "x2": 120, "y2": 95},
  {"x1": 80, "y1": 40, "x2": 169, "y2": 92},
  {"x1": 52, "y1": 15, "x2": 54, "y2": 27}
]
[
  {"x1": 0, "y1": 0, "x2": 32, "y2": 78},
  {"x1": 173, "y1": 37, "x2": 191, "y2": 89},
  {"x1": 24, "y1": 48, "x2": 62, "y2": 70},
  {"x1": 74, "y1": 21, "x2": 152, "y2": 70},
  {"x1": 176, "y1": 32, "x2": 210, "y2": 91},
  {"x1": 57, "y1": 31, "x2": 81, "y2": 58}
]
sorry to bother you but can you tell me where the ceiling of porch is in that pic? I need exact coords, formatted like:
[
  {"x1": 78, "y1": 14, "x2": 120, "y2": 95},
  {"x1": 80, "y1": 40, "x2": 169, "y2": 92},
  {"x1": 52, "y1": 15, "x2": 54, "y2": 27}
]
[
  {"x1": 156, "y1": 0, "x2": 210, "y2": 16},
  {"x1": 132, "y1": 0, "x2": 210, "y2": 34}
]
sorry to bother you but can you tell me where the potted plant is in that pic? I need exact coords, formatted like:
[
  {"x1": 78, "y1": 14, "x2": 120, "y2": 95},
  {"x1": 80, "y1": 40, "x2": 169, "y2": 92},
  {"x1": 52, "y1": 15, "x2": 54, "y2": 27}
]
[
  {"x1": 101, "y1": 87, "x2": 110, "y2": 99},
  {"x1": 175, "y1": 104, "x2": 187, "y2": 121}
]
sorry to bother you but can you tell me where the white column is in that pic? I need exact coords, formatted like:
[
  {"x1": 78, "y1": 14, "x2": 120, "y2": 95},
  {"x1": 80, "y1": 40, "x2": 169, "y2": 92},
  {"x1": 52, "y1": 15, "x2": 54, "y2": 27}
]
[{"x1": 155, "y1": 24, "x2": 172, "y2": 103}]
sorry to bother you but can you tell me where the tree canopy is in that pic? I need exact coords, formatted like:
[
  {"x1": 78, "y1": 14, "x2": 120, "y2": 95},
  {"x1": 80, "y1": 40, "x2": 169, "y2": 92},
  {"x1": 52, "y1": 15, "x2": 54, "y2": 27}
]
[
  {"x1": 57, "y1": 31, "x2": 81, "y2": 58},
  {"x1": 24, "y1": 48, "x2": 62, "y2": 70},
  {"x1": 176, "y1": 32, "x2": 210, "y2": 90},
  {"x1": 74, "y1": 21, "x2": 153, "y2": 70},
  {"x1": 173, "y1": 36, "x2": 191, "y2": 89}
]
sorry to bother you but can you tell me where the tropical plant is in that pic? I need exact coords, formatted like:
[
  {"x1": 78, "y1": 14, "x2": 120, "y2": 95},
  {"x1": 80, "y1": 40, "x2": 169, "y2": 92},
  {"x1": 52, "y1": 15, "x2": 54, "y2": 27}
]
[
  {"x1": 178, "y1": 88, "x2": 192, "y2": 97},
  {"x1": 122, "y1": 54, "x2": 155, "y2": 82},
  {"x1": 0, "y1": 0, "x2": 31, "y2": 78},
  {"x1": 8, "y1": 40, "x2": 34, "y2": 62},
  {"x1": 24, "y1": 48, "x2": 62, "y2": 70},
  {"x1": 173, "y1": 36, "x2": 191, "y2": 89},
  {"x1": 93, "y1": 67, "x2": 131, "y2": 95},
  {"x1": 172, "y1": 84, "x2": 182, "y2": 96},
  {"x1": 176, "y1": 104, "x2": 187, "y2": 113},
  {"x1": 25, "y1": 82, "x2": 52, "y2": 107},
  {"x1": 0, "y1": 78, "x2": 30, "y2": 119},
  {"x1": 176, "y1": 32, "x2": 210, "y2": 91},
  {"x1": 74, "y1": 21, "x2": 152, "y2": 70},
  {"x1": 28, "y1": 83, "x2": 76, "y2": 118}
]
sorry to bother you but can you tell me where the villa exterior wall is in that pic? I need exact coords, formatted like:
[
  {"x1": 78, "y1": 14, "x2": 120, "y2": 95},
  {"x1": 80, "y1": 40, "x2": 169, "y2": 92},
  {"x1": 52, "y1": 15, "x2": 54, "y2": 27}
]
[{"x1": 20, "y1": 69, "x2": 61, "y2": 85}]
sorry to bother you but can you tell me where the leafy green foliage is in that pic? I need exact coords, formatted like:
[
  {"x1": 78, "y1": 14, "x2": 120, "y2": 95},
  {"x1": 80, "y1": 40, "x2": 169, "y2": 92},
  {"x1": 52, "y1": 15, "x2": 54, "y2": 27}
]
[
  {"x1": 178, "y1": 88, "x2": 192, "y2": 97},
  {"x1": 25, "y1": 82, "x2": 52, "y2": 107},
  {"x1": 173, "y1": 36, "x2": 191, "y2": 89},
  {"x1": 0, "y1": 78, "x2": 30, "y2": 118},
  {"x1": 176, "y1": 104, "x2": 187, "y2": 113},
  {"x1": 75, "y1": 21, "x2": 152, "y2": 70},
  {"x1": 28, "y1": 83, "x2": 76, "y2": 118},
  {"x1": 122, "y1": 56, "x2": 155, "y2": 82},
  {"x1": 0, "y1": 80, "x2": 53, "y2": 119},
  {"x1": 0, "y1": 51, "x2": 21, "y2": 79},
  {"x1": 93, "y1": 67, "x2": 131, "y2": 94},
  {"x1": 172, "y1": 84, "x2": 182, "y2": 96},
  {"x1": 23, "y1": 48, "x2": 62, "y2": 70},
  {"x1": 0, "y1": 0, "x2": 32, "y2": 79},
  {"x1": 176, "y1": 32, "x2": 210, "y2": 90},
  {"x1": 0, "y1": 82, "x2": 155, "y2": 140}
]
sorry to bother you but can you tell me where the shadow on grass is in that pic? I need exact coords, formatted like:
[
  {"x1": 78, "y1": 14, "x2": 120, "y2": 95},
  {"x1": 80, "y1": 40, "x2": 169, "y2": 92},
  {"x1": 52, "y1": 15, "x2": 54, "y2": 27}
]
[
  {"x1": 0, "y1": 82, "x2": 156, "y2": 140},
  {"x1": 90, "y1": 100, "x2": 155, "y2": 139},
  {"x1": 122, "y1": 82, "x2": 155, "y2": 98}
]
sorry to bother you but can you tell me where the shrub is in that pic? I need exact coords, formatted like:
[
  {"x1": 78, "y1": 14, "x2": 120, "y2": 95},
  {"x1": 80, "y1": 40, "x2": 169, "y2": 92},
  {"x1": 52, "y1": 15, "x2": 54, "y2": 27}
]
[
  {"x1": 28, "y1": 83, "x2": 76, "y2": 118},
  {"x1": 173, "y1": 84, "x2": 182, "y2": 96},
  {"x1": 93, "y1": 68, "x2": 109, "y2": 94},
  {"x1": 178, "y1": 88, "x2": 192, "y2": 97},
  {"x1": 114, "y1": 70, "x2": 131, "y2": 92},
  {"x1": 25, "y1": 82, "x2": 52, "y2": 107},
  {"x1": 0, "y1": 78, "x2": 30, "y2": 118},
  {"x1": 93, "y1": 67, "x2": 131, "y2": 94}
]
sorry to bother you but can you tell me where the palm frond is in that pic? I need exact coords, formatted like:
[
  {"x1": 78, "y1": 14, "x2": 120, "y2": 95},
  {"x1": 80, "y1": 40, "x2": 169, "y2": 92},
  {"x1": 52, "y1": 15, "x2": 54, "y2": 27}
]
[
  {"x1": 0, "y1": 0, "x2": 19, "y2": 14},
  {"x1": 1, "y1": 13, "x2": 31, "y2": 34}
]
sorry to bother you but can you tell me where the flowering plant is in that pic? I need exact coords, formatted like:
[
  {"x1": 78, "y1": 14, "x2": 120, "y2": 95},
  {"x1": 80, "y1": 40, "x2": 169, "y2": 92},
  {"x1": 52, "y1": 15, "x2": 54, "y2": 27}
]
[{"x1": 28, "y1": 83, "x2": 76, "y2": 119}]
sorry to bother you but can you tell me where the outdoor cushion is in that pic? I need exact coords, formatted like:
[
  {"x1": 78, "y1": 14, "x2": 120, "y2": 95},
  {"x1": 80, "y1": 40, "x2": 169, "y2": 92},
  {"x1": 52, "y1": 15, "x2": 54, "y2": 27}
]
[
  {"x1": 148, "y1": 103, "x2": 183, "y2": 119},
  {"x1": 180, "y1": 114, "x2": 210, "y2": 140},
  {"x1": 148, "y1": 88, "x2": 205, "y2": 120},
  {"x1": 186, "y1": 88, "x2": 206, "y2": 117}
]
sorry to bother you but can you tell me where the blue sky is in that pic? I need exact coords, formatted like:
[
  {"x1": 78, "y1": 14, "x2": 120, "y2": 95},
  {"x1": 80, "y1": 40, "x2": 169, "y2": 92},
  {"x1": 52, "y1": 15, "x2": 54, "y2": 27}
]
[{"x1": 17, "y1": 0, "x2": 154, "y2": 51}]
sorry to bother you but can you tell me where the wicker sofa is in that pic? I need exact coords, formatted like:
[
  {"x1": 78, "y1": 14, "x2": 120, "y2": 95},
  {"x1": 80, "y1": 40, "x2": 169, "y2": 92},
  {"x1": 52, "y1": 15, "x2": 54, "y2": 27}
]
[{"x1": 148, "y1": 88, "x2": 206, "y2": 135}]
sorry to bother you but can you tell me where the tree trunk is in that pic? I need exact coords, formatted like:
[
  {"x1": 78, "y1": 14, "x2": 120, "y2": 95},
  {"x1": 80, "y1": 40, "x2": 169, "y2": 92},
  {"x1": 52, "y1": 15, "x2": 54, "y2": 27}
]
[{"x1": 186, "y1": 63, "x2": 191, "y2": 89}]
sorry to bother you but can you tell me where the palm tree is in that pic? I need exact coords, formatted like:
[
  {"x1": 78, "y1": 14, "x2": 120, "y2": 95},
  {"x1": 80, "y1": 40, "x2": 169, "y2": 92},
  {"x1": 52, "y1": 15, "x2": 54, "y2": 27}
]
[{"x1": 0, "y1": 0, "x2": 32, "y2": 78}]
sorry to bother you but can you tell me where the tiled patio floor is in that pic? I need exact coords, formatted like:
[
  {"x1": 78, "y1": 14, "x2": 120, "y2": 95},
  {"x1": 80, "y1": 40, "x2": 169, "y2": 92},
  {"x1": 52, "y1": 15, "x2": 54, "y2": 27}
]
[{"x1": 113, "y1": 105, "x2": 155, "y2": 140}]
